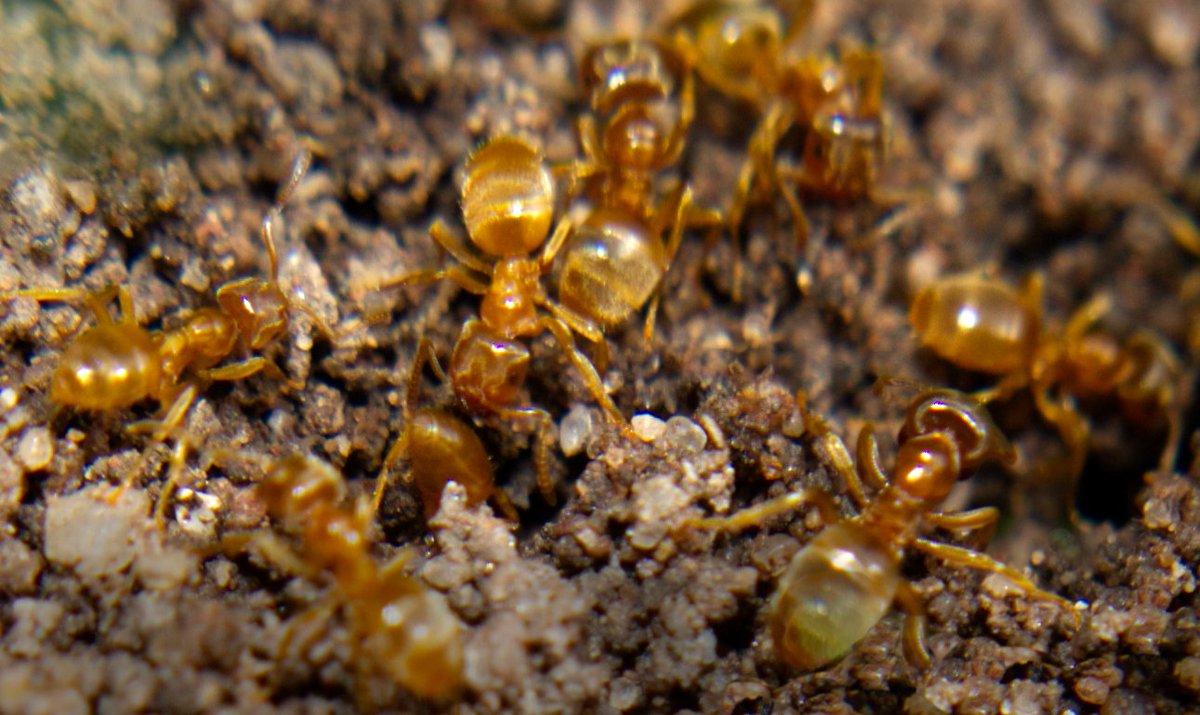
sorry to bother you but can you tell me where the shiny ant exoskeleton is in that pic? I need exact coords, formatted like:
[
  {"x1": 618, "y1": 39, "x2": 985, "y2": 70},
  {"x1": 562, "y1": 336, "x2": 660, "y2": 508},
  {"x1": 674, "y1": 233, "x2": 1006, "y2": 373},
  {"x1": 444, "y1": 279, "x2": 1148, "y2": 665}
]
[
  {"x1": 558, "y1": 37, "x2": 721, "y2": 340},
  {"x1": 667, "y1": 0, "x2": 888, "y2": 296},
  {"x1": 377, "y1": 134, "x2": 636, "y2": 504},
  {"x1": 216, "y1": 453, "x2": 463, "y2": 704},
  {"x1": 1, "y1": 152, "x2": 332, "y2": 521},
  {"x1": 909, "y1": 272, "x2": 1186, "y2": 517},
  {"x1": 686, "y1": 387, "x2": 1077, "y2": 670}
]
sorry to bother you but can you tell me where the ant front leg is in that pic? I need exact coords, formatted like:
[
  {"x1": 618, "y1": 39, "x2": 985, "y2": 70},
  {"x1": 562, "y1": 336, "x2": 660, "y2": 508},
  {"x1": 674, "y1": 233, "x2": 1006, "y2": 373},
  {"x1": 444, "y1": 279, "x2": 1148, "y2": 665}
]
[
  {"x1": 924, "y1": 507, "x2": 1000, "y2": 551},
  {"x1": 202, "y1": 356, "x2": 304, "y2": 391},
  {"x1": 151, "y1": 435, "x2": 194, "y2": 527},
  {"x1": 805, "y1": 410, "x2": 874, "y2": 510},
  {"x1": 685, "y1": 487, "x2": 839, "y2": 533},
  {"x1": 373, "y1": 428, "x2": 410, "y2": 518}
]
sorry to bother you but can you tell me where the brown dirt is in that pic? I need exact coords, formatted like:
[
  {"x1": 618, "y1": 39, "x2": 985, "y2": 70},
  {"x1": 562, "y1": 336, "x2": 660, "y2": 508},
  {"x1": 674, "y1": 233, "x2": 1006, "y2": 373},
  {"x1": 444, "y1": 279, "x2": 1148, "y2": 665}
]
[{"x1": 1, "y1": 0, "x2": 1198, "y2": 713}]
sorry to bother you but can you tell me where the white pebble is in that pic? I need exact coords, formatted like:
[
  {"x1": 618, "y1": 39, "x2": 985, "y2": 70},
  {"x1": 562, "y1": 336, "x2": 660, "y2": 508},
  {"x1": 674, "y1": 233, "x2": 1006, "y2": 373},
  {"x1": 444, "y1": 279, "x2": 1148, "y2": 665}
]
[
  {"x1": 559, "y1": 404, "x2": 595, "y2": 457},
  {"x1": 660, "y1": 416, "x2": 707, "y2": 453},
  {"x1": 15, "y1": 427, "x2": 53, "y2": 472},
  {"x1": 631, "y1": 413, "x2": 666, "y2": 442}
]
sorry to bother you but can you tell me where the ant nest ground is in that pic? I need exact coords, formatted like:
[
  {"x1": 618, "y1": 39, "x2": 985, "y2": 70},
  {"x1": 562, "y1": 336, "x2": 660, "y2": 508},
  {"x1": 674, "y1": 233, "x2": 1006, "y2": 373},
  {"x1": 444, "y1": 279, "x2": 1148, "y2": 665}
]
[{"x1": 1, "y1": 0, "x2": 1199, "y2": 713}]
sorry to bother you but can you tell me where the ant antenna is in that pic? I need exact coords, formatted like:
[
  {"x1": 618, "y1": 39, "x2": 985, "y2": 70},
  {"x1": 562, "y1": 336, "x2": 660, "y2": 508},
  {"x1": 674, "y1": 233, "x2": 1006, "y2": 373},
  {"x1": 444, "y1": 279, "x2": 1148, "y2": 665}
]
[{"x1": 262, "y1": 150, "x2": 314, "y2": 286}]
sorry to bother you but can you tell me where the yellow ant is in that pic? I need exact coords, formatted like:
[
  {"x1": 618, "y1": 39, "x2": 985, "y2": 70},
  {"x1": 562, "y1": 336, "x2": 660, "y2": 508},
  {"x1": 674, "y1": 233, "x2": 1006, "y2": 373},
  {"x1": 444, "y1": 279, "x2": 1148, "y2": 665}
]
[
  {"x1": 559, "y1": 38, "x2": 722, "y2": 338},
  {"x1": 685, "y1": 387, "x2": 1077, "y2": 670},
  {"x1": 376, "y1": 134, "x2": 636, "y2": 504},
  {"x1": 212, "y1": 453, "x2": 463, "y2": 704},
  {"x1": 372, "y1": 336, "x2": 518, "y2": 521},
  {"x1": 909, "y1": 272, "x2": 1186, "y2": 516},
  {"x1": 1, "y1": 152, "x2": 332, "y2": 522},
  {"x1": 667, "y1": 0, "x2": 888, "y2": 297}
]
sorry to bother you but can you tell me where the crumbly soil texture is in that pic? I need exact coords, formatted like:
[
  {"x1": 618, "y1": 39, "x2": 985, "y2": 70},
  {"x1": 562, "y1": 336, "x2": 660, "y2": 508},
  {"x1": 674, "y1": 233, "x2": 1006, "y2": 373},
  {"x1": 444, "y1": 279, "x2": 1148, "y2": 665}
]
[{"x1": 1, "y1": 0, "x2": 1199, "y2": 713}]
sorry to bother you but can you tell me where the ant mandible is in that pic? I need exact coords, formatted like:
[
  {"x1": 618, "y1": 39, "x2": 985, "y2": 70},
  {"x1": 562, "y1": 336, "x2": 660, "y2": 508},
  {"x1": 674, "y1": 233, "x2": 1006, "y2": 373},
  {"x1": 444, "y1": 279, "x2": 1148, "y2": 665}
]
[
  {"x1": 667, "y1": 0, "x2": 887, "y2": 297},
  {"x1": 909, "y1": 272, "x2": 1186, "y2": 518},
  {"x1": 685, "y1": 387, "x2": 1077, "y2": 670},
  {"x1": 216, "y1": 453, "x2": 463, "y2": 704},
  {"x1": 1, "y1": 151, "x2": 332, "y2": 521},
  {"x1": 557, "y1": 38, "x2": 722, "y2": 340},
  {"x1": 378, "y1": 134, "x2": 636, "y2": 504}
]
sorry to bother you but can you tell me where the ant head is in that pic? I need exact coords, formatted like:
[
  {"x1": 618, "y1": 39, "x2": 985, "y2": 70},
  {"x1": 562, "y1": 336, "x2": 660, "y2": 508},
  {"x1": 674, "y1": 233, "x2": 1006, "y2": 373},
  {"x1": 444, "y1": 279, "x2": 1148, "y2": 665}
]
[
  {"x1": 449, "y1": 327, "x2": 530, "y2": 413},
  {"x1": 695, "y1": 5, "x2": 782, "y2": 82},
  {"x1": 893, "y1": 433, "x2": 960, "y2": 503},
  {"x1": 900, "y1": 390, "x2": 1015, "y2": 474},
  {"x1": 583, "y1": 40, "x2": 679, "y2": 115},
  {"x1": 258, "y1": 454, "x2": 345, "y2": 522}
]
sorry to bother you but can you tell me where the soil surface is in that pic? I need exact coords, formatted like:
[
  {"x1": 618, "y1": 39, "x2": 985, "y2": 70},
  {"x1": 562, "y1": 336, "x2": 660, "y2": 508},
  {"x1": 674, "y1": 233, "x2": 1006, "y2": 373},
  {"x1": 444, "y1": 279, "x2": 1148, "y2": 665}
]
[{"x1": 1, "y1": 0, "x2": 1199, "y2": 713}]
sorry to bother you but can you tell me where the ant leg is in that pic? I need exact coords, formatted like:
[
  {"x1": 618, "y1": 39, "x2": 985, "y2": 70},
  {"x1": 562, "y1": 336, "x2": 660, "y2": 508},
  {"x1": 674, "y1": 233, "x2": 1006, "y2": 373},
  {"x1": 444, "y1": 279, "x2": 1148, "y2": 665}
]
[
  {"x1": 640, "y1": 185, "x2": 694, "y2": 343},
  {"x1": 378, "y1": 546, "x2": 417, "y2": 577},
  {"x1": 539, "y1": 315, "x2": 637, "y2": 440},
  {"x1": 726, "y1": 156, "x2": 755, "y2": 304},
  {"x1": 152, "y1": 436, "x2": 192, "y2": 527},
  {"x1": 490, "y1": 489, "x2": 520, "y2": 522},
  {"x1": 805, "y1": 411, "x2": 872, "y2": 510},
  {"x1": 202, "y1": 356, "x2": 303, "y2": 391},
  {"x1": 540, "y1": 299, "x2": 609, "y2": 370},
  {"x1": 375, "y1": 265, "x2": 490, "y2": 295},
  {"x1": 972, "y1": 371, "x2": 1030, "y2": 405},
  {"x1": 812, "y1": 429, "x2": 868, "y2": 509},
  {"x1": 537, "y1": 217, "x2": 576, "y2": 270},
  {"x1": 405, "y1": 336, "x2": 446, "y2": 417},
  {"x1": 127, "y1": 384, "x2": 198, "y2": 441},
  {"x1": 924, "y1": 507, "x2": 999, "y2": 550},
  {"x1": 3, "y1": 285, "x2": 121, "y2": 325},
  {"x1": 771, "y1": 160, "x2": 810, "y2": 258},
  {"x1": 687, "y1": 487, "x2": 839, "y2": 532},
  {"x1": 428, "y1": 220, "x2": 493, "y2": 275},
  {"x1": 912, "y1": 537, "x2": 1079, "y2": 620},
  {"x1": 895, "y1": 581, "x2": 933, "y2": 670},
  {"x1": 576, "y1": 115, "x2": 604, "y2": 169},
  {"x1": 1031, "y1": 387, "x2": 1090, "y2": 525},
  {"x1": 372, "y1": 429, "x2": 410, "y2": 518},
  {"x1": 117, "y1": 385, "x2": 198, "y2": 505},
  {"x1": 210, "y1": 528, "x2": 323, "y2": 582},
  {"x1": 374, "y1": 337, "x2": 447, "y2": 517},
  {"x1": 1064, "y1": 293, "x2": 1111, "y2": 342},
  {"x1": 497, "y1": 404, "x2": 557, "y2": 505}
]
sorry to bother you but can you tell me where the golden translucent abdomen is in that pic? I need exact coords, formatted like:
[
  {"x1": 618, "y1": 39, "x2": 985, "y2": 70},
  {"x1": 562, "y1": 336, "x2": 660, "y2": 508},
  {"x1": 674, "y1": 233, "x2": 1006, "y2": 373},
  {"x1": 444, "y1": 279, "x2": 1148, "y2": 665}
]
[
  {"x1": 557, "y1": 207, "x2": 666, "y2": 328},
  {"x1": 909, "y1": 276, "x2": 1038, "y2": 375},
  {"x1": 769, "y1": 522, "x2": 900, "y2": 670},
  {"x1": 407, "y1": 409, "x2": 496, "y2": 517},
  {"x1": 50, "y1": 324, "x2": 162, "y2": 409},
  {"x1": 461, "y1": 136, "x2": 555, "y2": 258}
]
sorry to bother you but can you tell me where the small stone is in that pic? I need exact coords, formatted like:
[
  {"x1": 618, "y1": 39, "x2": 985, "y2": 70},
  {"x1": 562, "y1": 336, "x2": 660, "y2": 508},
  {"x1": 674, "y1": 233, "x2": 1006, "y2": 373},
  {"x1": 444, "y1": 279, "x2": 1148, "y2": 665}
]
[
  {"x1": 660, "y1": 416, "x2": 707, "y2": 453},
  {"x1": 1174, "y1": 656, "x2": 1200, "y2": 692},
  {"x1": 0, "y1": 388, "x2": 18, "y2": 411},
  {"x1": 44, "y1": 485, "x2": 148, "y2": 582},
  {"x1": 631, "y1": 413, "x2": 665, "y2": 442},
  {"x1": 559, "y1": 404, "x2": 595, "y2": 457},
  {"x1": 1074, "y1": 676, "x2": 1110, "y2": 705},
  {"x1": 15, "y1": 427, "x2": 53, "y2": 472}
]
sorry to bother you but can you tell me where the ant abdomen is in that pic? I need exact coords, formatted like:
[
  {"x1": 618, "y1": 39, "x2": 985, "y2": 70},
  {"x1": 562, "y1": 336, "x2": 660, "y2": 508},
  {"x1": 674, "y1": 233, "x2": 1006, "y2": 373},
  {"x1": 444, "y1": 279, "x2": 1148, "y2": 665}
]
[
  {"x1": 406, "y1": 408, "x2": 496, "y2": 519},
  {"x1": 770, "y1": 522, "x2": 899, "y2": 670}
]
